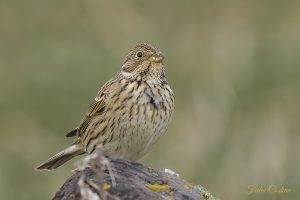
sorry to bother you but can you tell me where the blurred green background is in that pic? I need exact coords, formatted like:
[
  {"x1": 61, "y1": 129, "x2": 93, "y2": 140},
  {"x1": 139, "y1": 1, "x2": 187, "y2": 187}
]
[{"x1": 0, "y1": 0, "x2": 299, "y2": 199}]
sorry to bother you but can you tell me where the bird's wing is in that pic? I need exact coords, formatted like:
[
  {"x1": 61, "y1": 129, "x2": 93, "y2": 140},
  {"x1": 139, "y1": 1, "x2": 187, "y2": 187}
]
[
  {"x1": 75, "y1": 78, "x2": 120, "y2": 138},
  {"x1": 64, "y1": 99, "x2": 106, "y2": 138}
]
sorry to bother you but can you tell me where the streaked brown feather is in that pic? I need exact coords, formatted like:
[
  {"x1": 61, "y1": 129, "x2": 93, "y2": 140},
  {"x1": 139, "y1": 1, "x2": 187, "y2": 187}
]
[{"x1": 76, "y1": 79, "x2": 118, "y2": 137}]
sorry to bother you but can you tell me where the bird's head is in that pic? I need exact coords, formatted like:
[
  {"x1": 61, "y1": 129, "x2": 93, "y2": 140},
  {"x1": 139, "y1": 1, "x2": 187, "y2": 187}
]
[{"x1": 120, "y1": 43, "x2": 165, "y2": 80}]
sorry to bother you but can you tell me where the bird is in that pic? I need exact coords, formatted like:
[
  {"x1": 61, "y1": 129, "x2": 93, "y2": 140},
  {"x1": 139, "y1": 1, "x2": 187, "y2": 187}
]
[{"x1": 36, "y1": 43, "x2": 175, "y2": 170}]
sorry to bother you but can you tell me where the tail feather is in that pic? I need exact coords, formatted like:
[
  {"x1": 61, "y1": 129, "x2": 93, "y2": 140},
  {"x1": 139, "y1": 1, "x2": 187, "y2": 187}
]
[{"x1": 36, "y1": 144, "x2": 84, "y2": 170}]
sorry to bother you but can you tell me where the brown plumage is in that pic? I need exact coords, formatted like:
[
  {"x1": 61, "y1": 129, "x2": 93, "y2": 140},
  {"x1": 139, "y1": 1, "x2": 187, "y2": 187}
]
[{"x1": 36, "y1": 43, "x2": 175, "y2": 170}]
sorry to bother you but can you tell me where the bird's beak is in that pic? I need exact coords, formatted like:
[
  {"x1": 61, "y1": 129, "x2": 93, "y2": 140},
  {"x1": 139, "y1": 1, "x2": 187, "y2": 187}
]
[{"x1": 150, "y1": 53, "x2": 164, "y2": 63}]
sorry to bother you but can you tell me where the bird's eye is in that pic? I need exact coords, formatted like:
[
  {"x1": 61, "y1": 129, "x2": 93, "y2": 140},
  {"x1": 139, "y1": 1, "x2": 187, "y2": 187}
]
[{"x1": 136, "y1": 51, "x2": 143, "y2": 58}]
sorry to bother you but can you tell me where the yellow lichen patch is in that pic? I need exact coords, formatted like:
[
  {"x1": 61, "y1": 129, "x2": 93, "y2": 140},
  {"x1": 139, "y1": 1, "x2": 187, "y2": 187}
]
[
  {"x1": 145, "y1": 183, "x2": 171, "y2": 192},
  {"x1": 183, "y1": 184, "x2": 190, "y2": 190},
  {"x1": 103, "y1": 182, "x2": 111, "y2": 190}
]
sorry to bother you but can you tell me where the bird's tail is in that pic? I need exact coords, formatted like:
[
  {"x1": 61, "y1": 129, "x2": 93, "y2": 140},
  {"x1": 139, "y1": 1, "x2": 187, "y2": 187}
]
[{"x1": 36, "y1": 144, "x2": 84, "y2": 170}]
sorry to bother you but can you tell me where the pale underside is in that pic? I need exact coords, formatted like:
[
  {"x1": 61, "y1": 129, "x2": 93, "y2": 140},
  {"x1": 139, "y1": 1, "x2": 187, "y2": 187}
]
[{"x1": 81, "y1": 77, "x2": 174, "y2": 161}]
